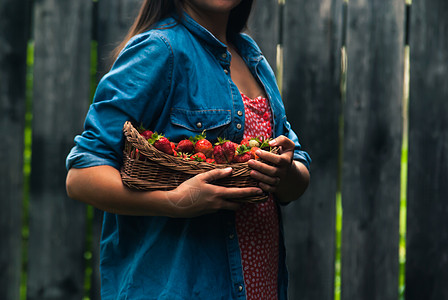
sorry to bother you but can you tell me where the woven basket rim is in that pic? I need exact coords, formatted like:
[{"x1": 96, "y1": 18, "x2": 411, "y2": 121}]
[{"x1": 122, "y1": 121, "x2": 258, "y2": 172}]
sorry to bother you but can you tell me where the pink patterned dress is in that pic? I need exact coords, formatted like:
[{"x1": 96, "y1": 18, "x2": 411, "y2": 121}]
[{"x1": 235, "y1": 93, "x2": 279, "y2": 300}]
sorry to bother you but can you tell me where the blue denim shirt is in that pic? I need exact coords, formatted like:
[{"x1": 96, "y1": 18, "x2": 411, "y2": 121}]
[{"x1": 67, "y1": 12, "x2": 310, "y2": 300}]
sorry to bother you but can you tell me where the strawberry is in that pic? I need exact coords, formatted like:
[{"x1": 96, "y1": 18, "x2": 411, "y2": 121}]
[
  {"x1": 148, "y1": 133, "x2": 174, "y2": 155},
  {"x1": 194, "y1": 139, "x2": 213, "y2": 158},
  {"x1": 190, "y1": 131, "x2": 213, "y2": 158},
  {"x1": 137, "y1": 124, "x2": 154, "y2": 140},
  {"x1": 250, "y1": 146, "x2": 260, "y2": 160},
  {"x1": 190, "y1": 152, "x2": 206, "y2": 162},
  {"x1": 233, "y1": 144, "x2": 252, "y2": 163},
  {"x1": 233, "y1": 152, "x2": 251, "y2": 163},
  {"x1": 213, "y1": 138, "x2": 236, "y2": 164},
  {"x1": 205, "y1": 158, "x2": 216, "y2": 164},
  {"x1": 140, "y1": 130, "x2": 153, "y2": 140},
  {"x1": 176, "y1": 139, "x2": 194, "y2": 154},
  {"x1": 132, "y1": 149, "x2": 146, "y2": 161},
  {"x1": 248, "y1": 139, "x2": 260, "y2": 148},
  {"x1": 171, "y1": 143, "x2": 177, "y2": 156},
  {"x1": 240, "y1": 137, "x2": 251, "y2": 146},
  {"x1": 154, "y1": 137, "x2": 174, "y2": 155}
]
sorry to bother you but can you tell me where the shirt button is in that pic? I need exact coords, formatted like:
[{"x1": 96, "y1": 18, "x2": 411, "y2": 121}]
[
  {"x1": 236, "y1": 123, "x2": 242, "y2": 130},
  {"x1": 196, "y1": 122, "x2": 202, "y2": 129},
  {"x1": 222, "y1": 53, "x2": 227, "y2": 59},
  {"x1": 238, "y1": 285, "x2": 243, "y2": 292},
  {"x1": 229, "y1": 234, "x2": 234, "y2": 239},
  {"x1": 224, "y1": 69, "x2": 229, "y2": 75},
  {"x1": 237, "y1": 110, "x2": 243, "y2": 116}
]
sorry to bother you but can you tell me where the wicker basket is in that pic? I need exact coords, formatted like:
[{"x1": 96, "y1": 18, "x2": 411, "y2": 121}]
[{"x1": 120, "y1": 121, "x2": 273, "y2": 203}]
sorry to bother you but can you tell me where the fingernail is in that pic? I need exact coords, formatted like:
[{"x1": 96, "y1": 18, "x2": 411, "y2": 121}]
[
  {"x1": 257, "y1": 189, "x2": 264, "y2": 195},
  {"x1": 269, "y1": 139, "x2": 276, "y2": 145},
  {"x1": 224, "y1": 167, "x2": 232, "y2": 172},
  {"x1": 256, "y1": 150, "x2": 262, "y2": 155}
]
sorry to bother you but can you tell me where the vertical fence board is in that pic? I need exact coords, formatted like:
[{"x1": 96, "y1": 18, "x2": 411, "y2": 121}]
[
  {"x1": 89, "y1": 209, "x2": 103, "y2": 300},
  {"x1": 341, "y1": 1, "x2": 404, "y2": 300},
  {"x1": 281, "y1": 0, "x2": 342, "y2": 299},
  {"x1": 26, "y1": 0, "x2": 93, "y2": 299},
  {"x1": 248, "y1": 0, "x2": 279, "y2": 71},
  {"x1": 406, "y1": 1, "x2": 448, "y2": 299},
  {"x1": 97, "y1": 0, "x2": 143, "y2": 77},
  {"x1": 0, "y1": 0, "x2": 30, "y2": 299}
]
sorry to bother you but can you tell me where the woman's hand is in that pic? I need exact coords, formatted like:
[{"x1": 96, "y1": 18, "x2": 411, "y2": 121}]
[
  {"x1": 247, "y1": 136, "x2": 310, "y2": 203},
  {"x1": 167, "y1": 167, "x2": 264, "y2": 218}
]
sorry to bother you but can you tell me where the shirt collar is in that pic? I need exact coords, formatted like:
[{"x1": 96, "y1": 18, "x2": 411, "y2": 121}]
[
  {"x1": 175, "y1": 11, "x2": 263, "y2": 62},
  {"x1": 176, "y1": 12, "x2": 227, "y2": 50}
]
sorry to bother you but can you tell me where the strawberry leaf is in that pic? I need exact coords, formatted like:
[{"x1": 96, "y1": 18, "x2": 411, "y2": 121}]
[{"x1": 236, "y1": 144, "x2": 251, "y2": 154}]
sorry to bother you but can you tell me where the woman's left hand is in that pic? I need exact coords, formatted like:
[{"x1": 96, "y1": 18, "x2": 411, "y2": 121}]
[
  {"x1": 248, "y1": 135, "x2": 294, "y2": 193},
  {"x1": 247, "y1": 135, "x2": 310, "y2": 202}
]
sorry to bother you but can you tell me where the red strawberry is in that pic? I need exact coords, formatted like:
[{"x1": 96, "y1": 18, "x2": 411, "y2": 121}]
[
  {"x1": 213, "y1": 138, "x2": 236, "y2": 164},
  {"x1": 233, "y1": 152, "x2": 251, "y2": 163},
  {"x1": 132, "y1": 149, "x2": 146, "y2": 161},
  {"x1": 190, "y1": 152, "x2": 206, "y2": 162},
  {"x1": 149, "y1": 133, "x2": 174, "y2": 155},
  {"x1": 233, "y1": 144, "x2": 252, "y2": 163},
  {"x1": 140, "y1": 130, "x2": 153, "y2": 140},
  {"x1": 171, "y1": 143, "x2": 177, "y2": 156},
  {"x1": 195, "y1": 139, "x2": 213, "y2": 158},
  {"x1": 240, "y1": 137, "x2": 251, "y2": 146},
  {"x1": 205, "y1": 158, "x2": 216, "y2": 164},
  {"x1": 250, "y1": 146, "x2": 260, "y2": 160},
  {"x1": 190, "y1": 131, "x2": 213, "y2": 158},
  {"x1": 176, "y1": 139, "x2": 194, "y2": 154}
]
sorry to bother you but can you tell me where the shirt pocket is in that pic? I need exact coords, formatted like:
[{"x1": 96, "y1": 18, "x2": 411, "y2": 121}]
[{"x1": 170, "y1": 108, "x2": 231, "y2": 132}]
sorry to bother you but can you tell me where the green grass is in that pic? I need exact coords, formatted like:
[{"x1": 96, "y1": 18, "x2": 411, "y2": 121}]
[
  {"x1": 20, "y1": 40, "x2": 35, "y2": 300},
  {"x1": 334, "y1": 192, "x2": 343, "y2": 300}
]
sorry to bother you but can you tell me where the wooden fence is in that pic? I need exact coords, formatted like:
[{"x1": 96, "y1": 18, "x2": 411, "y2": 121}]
[{"x1": 1, "y1": 0, "x2": 447, "y2": 299}]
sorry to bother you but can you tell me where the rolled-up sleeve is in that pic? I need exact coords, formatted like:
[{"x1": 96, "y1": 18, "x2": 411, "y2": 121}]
[
  {"x1": 282, "y1": 118, "x2": 311, "y2": 170},
  {"x1": 66, "y1": 32, "x2": 173, "y2": 170}
]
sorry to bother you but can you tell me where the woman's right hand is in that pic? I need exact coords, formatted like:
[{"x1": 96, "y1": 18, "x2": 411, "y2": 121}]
[{"x1": 166, "y1": 167, "x2": 263, "y2": 218}]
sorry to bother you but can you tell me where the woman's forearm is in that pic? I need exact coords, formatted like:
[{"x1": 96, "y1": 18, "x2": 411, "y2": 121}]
[
  {"x1": 274, "y1": 161, "x2": 310, "y2": 204},
  {"x1": 66, "y1": 165, "x2": 178, "y2": 216}
]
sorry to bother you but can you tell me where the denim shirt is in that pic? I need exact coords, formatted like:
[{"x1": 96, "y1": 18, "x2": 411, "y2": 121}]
[{"x1": 66, "y1": 12, "x2": 311, "y2": 300}]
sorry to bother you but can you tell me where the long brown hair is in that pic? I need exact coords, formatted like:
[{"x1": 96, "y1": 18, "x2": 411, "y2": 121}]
[{"x1": 113, "y1": 0, "x2": 254, "y2": 60}]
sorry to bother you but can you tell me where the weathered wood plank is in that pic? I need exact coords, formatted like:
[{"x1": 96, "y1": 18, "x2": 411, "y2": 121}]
[
  {"x1": 281, "y1": 0, "x2": 343, "y2": 299},
  {"x1": 248, "y1": 0, "x2": 279, "y2": 71},
  {"x1": 341, "y1": 1, "x2": 404, "y2": 300},
  {"x1": 96, "y1": 0, "x2": 143, "y2": 77},
  {"x1": 26, "y1": 0, "x2": 93, "y2": 299},
  {"x1": 89, "y1": 209, "x2": 103, "y2": 300},
  {"x1": 406, "y1": 1, "x2": 448, "y2": 299},
  {"x1": 0, "y1": 0, "x2": 30, "y2": 299}
]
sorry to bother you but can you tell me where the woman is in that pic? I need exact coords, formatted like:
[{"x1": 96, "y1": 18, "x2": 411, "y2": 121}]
[{"x1": 66, "y1": 0, "x2": 311, "y2": 299}]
